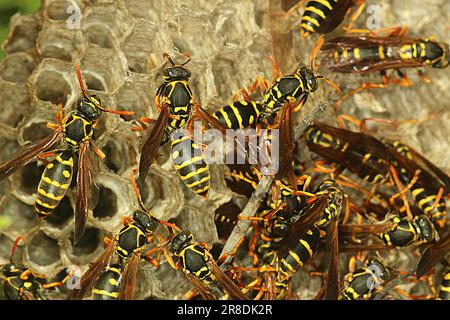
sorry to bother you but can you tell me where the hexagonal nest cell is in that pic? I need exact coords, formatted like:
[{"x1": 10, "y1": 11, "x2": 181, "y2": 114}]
[{"x1": 0, "y1": 0, "x2": 449, "y2": 301}]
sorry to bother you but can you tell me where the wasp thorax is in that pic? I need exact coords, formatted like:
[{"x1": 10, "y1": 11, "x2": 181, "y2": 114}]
[
  {"x1": 132, "y1": 210, "x2": 159, "y2": 233},
  {"x1": 163, "y1": 66, "x2": 191, "y2": 82},
  {"x1": 415, "y1": 215, "x2": 436, "y2": 243},
  {"x1": 169, "y1": 230, "x2": 194, "y2": 255},
  {"x1": 76, "y1": 96, "x2": 102, "y2": 121},
  {"x1": 298, "y1": 67, "x2": 318, "y2": 92}
]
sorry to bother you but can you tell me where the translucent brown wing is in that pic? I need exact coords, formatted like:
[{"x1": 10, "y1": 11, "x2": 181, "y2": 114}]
[
  {"x1": 386, "y1": 143, "x2": 450, "y2": 195},
  {"x1": 274, "y1": 104, "x2": 295, "y2": 187},
  {"x1": 206, "y1": 253, "x2": 249, "y2": 300},
  {"x1": 277, "y1": 193, "x2": 328, "y2": 258},
  {"x1": 281, "y1": 0, "x2": 301, "y2": 12},
  {"x1": 323, "y1": 219, "x2": 340, "y2": 300},
  {"x1": 74, "y1": 142, "x2": 99, "y2": 244},
  {"x1": 118, "y1": 252, "x2": 141, "y2": 300},
  {"x1": 137, "y1": 105, "x2": 169, "y2": 189},
  {"x1": 416, "y1": 233, "x2": 450, "y2": 279},
  {"x1": 185, "y1": 274, "x2": 217, "y2": 300},
  {"x1": 269, "y1": 0, "x2": 294, "y2": 74},
  {"x1": 338, "y1": 223, "x2": 393, "y2": 236},
  {"x1": 0, "y1": 131, "x2": 62, "y2": 181},
  {"x1": 68, "y1": 238, "x2": 117, "y2": 300}
]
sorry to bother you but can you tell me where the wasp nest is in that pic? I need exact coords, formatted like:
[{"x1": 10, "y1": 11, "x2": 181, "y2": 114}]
[{"x1": 0, "y1": 0, "x2": 449, "y2": 300}]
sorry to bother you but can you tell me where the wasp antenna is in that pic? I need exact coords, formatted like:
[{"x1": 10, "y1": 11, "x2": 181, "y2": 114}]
[
  {"x1": 97, "y1": 106, "x2": 135, "y2": 116},
  {"x1": 317, "y1": 75, "x2": 341, "y2": 93},
  {"x1": 11, "y1": 236, "x2": 23, "y2": 260},
  {"x1": 182, "y1": 57, "x2": 191, "y2": 66},
  {"x1": 163, "y1": 53, "x2": 176, "y2": 66},
  {"x1": 309, "y1": 35, "x2": 325, "y2": 71},
  {"x1": 74, "y1": 64, "x2": 89, "y2": 99}
]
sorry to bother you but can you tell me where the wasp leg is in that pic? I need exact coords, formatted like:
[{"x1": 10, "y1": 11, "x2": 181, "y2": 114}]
[
  {"x1": 417, "y1": 70, "x2": 432, "y2": 84},
  {"x1": 342, "y1": 0, "x2": 366, "y2": 32},
  {"x1": 42, "y1": 270, "x2": 74, "y2": 289},
  {"x1": 131, "y1": 117, "x2": 154, "y2": 131},
  {"x1": 333, "y1": 70, "x2": 392, "y2": 112}
]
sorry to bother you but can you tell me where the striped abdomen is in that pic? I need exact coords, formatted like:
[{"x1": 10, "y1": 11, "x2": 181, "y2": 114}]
[
  {"x1": 300, "y1": 0, "x2": 344, "y2": 36},
  {"x1": 411, "y1": 187, "x2": 447, "y2": 226},
  {"x1": 91, "y1": 264, "x2": 123, "y2": 300},
  {"x1": 35, "y1": 150, "x2": 74, "y2": 218},
  {"x1": 277, "y1": 226, "x2": 320, "y2": 282},
  {"x1": 315, "y1": 179, "x2": 344, "y2": 227},
  {"x1": 213, "y1": 100, "x2": 262, "y2": 129},
  {"x1": 439, "y1": 270, "x2": 450, "y2": 300},
  {"x1": 171, "y1": 134, "x2": 210, "y2": 197}
]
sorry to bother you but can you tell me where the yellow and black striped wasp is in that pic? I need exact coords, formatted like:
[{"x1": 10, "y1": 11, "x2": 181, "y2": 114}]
[
  {"x1": 281, "y1": 0, "x2": 366, "y2": 38},
  {"x1": 339, "y1": 255, "x2": 391, "y2": 300},
  {"x1": 438, "y1": 269, "x2": 450, "y2": 300},
  {"x1": 1, "y1": 237, "x2": 73, "y2": 300},
  {"x1": 0, "y1": 65, "x2": 134, "y2": 243},
  {"x1": 69, "y1": 173, "x2": 179, "y2": 300},
  {"x1": 319, "y1": 27, "x2": 450, "y2": 110},
  {"x1": 136, "y1": 53, "x2": 231, "y2": 197},
  {"x1": 166, "y1": 229, "x2": 249, "y2": 300}
]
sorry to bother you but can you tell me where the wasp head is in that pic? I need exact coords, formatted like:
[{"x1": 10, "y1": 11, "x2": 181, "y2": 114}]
[
  {"x1": 365, "y1": 257, "x2": 390, "y2": 281},
  {"x1": 76, "y1": 94, "x2": 102, "y2": 121},
  {"x1": 415, "y1": 215, "x2": 436, "y2": 243},
  {"x1": 169, "y1": 230, "x2": 194, "y2": 255},
  {"x1": 2, "y1": 262, "x2": 23, "y2": 277},
  {"x1": 163, "y1": 66, "x2": 191, "y2": 82},
  {"x1": 132, "y1": 210, "x2": 159, "y2": 233},
  {"x1": 298, "y1": 66, "x2": 318, "y2": 92}
]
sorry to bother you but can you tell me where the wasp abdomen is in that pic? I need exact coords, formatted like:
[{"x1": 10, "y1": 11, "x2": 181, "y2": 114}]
[
  {"x1": 91, "y1": 264, "x2": 123, "y2": 300},
  {"x1": 171, "y1": 134, "x2": 210, "y2": 197},
  {"x1": 35, "y1": 150, "x2": 74, "y2": 218}
]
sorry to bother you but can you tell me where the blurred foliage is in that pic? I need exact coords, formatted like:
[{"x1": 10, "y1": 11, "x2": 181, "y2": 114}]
[{"x1": 0, "y1": 0, "x2": 41, "y2": 60}]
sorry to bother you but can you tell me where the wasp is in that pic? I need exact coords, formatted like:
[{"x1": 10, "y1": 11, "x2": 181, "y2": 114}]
[
  {"x1": 136, "y1": 53, "x2": 229, "y2": 196},
  {"x1": 69, "y1": 173, "x2": 178, "y2": 300},
  {"x1": 439, "y1": 269, "x2": 450, "y2": 300},
  {"x1": 0, "y1": 65, "x2": 133, "y2": 243},
  {"x1": 305, "y1": 122, "x2": 392, "y2": 184},
  {"x1": 385, "y1": 140, "x2": 450, "y2": 228},
  {"x1": 339, "y1": 256, "x2": 390, "y2": 300},
  {"x1": 213, "y1": 100, "x2": 263, "y2": 130},
  {"x1": 320, "y1": 27, "x2": 450, "y2": 110},
  {"x1": 214, "y1": 201, "x2": 242, "y2": 241},
  {"x1": 279, "y1": 0, "x2": 366, "y2": 38},
  {"x1": 167, "y1": 230, "x2": 249, "y2": 300},
  {"x1": 1, "y1": 237, "x2": 72, "y2": 300}
]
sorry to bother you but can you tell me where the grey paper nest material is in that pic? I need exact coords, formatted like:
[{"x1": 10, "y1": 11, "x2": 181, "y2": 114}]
[{"x1": 0, "y1": 0, "x2": 449, "y2": 300}]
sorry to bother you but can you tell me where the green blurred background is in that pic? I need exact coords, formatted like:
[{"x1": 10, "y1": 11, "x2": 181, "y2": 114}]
[{"x1": 0, "y1": 0, "x2": 41, "y2": 60}]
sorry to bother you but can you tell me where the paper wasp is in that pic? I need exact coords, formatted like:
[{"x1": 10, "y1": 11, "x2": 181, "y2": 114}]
[
  {"x1": 136, "y1": 53, "x2": 230, "y2": 196},
  {"x1": 1, "y1": 237, "x2": 72, "y2": 300},
  {"x1": 0, "y1": 65, "x2": 133, "y2": 243},
  {"x1": 69, "y1": 173, "x2": 178, "y2": 300},
  {"x1": 280, "y1": 0, "x2": 366, "y2": 38},
  {"x1": 416, "y1": 233, "x2": 450, "y2": 280},
  {"x1": 167, "y1": 229, "x2": 249, "y2": 300},
  {"x1": 319, "y1": 27, "x2": 450, "y2": 110},
  {"x1": 439, "y1": 269, "x2": 450, "y2": 300},
  {"x1": 339, "y1": 256, "x2": 390, "y2": 300}
]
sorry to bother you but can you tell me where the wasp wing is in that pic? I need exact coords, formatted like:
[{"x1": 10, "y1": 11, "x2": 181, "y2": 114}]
[
  {"x1": 74, "y1": 142, "x2": 99, "y2": 244},
  {"x1": 0, "y1": 131, "x2": 62, "y2": 181},
  {"x1": 416, "y1": 233, "x2": 450, "y2": 279},
  {"x1": 118, "y1": 252, "x2": 141, "y2": 300},
  {"x1": 276, "y1": 193, "x2": 328, "y2": 258},
  {"x1": 207, "y1": 253, "x2": 249, "y2": 300},
  {"x1": 69, "y1": 239, "x2": 117, "y2": 300},
  {"x1": 137, "y1": 105, "x2": 169, "y2": 189},
  {"x1": 323, "y1": 219, "x2": 340, "y2": 300},
  {"x1": 185, "y1": 274, "x2": 217, "y2": 300}
]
